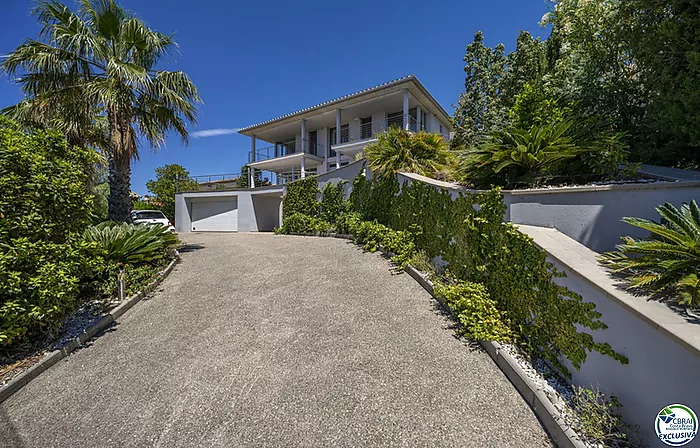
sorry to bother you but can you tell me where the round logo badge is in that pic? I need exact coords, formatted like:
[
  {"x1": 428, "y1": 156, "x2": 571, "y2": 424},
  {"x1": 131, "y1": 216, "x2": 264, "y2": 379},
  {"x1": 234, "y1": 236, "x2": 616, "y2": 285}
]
[{"x1": 656, "y1": 404, "x2": 698, "y2": 446}]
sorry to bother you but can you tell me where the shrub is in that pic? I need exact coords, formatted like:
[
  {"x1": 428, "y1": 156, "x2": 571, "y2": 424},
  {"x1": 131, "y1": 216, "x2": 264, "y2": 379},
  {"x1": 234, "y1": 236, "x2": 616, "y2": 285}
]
[
  {"x1": 91, "y1": 260, "x2": 169, "y2": 299},
  {"x1": 364, "y1": 127, "x2": 456, "y2": 179},
  {"x1": 434, "y1": 280, "x2": 513, "y2": 342},
  {"x1": 571, "y1": 385, "x2": 639, "y2": 446},
  {"x1": 459, "y1": 120, "x2": 631, "y2": 188},
  {"x1": 81, "y1": 222, "x2": 180, "y2": 265},
  {"x1": 320, "y1": 181, "x2": 347, "y2": 223},
  {"x1": 277, "y1": 213, "x2": 332, "y2": 234},
  {"x1": 282, "y1": 177, "x2": 319, "y2": 218},
  {"x1": 459, "y1": 120, "x2": 584, "y2": 188},
  {"x1": 349, "y1": 174, "x2": 627, "y2": 375},
  {"x1": 0, "y1": 118, "x2": 101, "y2": 345},
  {"x1": 599, "y1": 200, "x2": 700, "y2": 306},
  {"x1": 351, "y1": 220, "x2": 416, "y2": 268},
  {"x1": 335, "y1": 212, "x2": 363, "y2": 235}
]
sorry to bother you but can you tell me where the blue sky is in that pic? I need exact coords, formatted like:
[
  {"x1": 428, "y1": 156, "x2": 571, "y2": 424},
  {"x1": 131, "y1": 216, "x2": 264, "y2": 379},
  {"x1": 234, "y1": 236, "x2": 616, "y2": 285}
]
[{"x1": 1, "y1": 0, "x2": 551, "y2": 195}]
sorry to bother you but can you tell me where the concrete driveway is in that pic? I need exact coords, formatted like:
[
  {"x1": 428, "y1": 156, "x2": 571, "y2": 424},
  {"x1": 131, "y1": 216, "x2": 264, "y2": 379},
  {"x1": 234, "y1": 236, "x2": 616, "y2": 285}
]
[{"x1": 1, "y1": 233, "x2": 551, "y2": 447}]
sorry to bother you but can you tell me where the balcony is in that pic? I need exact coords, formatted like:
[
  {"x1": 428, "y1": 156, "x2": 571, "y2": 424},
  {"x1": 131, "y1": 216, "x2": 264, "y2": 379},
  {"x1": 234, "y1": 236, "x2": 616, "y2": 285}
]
[
  {"x1": 247, "y1": 138, "x2": 325, "y2": 174},
  {"x1": 331, "y1": 114, "x2": 420, "y2": 158}
]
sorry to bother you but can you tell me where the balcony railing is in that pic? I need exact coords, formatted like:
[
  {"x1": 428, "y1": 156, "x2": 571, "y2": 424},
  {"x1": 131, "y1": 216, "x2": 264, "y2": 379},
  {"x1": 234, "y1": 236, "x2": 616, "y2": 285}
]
[
  {"x1": 176, "y1": 171, "x2": 280, "y2": 192},
  {"x1": 249, "y1": 139, "x2": 325, "y2": 163},
  {"x1": 332, "y1": 114, "x2": 421, "y2": 148}
]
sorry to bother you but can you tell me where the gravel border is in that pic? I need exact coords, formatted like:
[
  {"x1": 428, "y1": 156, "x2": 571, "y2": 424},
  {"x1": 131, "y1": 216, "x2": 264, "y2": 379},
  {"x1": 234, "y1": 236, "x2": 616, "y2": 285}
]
[
  {"x1": 0, "y1": 256, "x2": 179, "y2": 404},
  {"x1": 288, "y1": 231, "x2": 587, "y2": 448}
]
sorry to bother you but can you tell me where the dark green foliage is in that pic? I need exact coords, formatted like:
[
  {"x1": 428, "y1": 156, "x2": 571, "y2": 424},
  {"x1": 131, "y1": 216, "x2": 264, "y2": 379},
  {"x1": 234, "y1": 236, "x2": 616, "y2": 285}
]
[
  {"x1": 349, "y1": 220, "x2": 416, "y2": 269},
  {"x1": 459, "y1": 120, "x2": 631, "y2": 188},
  {"x1": 276, "y1": 213, "x2": 332, "y2": 235},
  {"x1": 81, "y1": 222, "x2": 180, "y2": 265},
  {"x1": 146, "y1": 164, "x2": 198, "y2": 221},
  {"x1": 600, "y1": 201, "x2": 700, "y2": 306},
  {"x1": 0, "y1": 118, "x2": 102, "y2": 345},
  {"x1": 451, "y1": 31, "x2": 508, "y2": 148},
  {"x1": 282, "y1": 177, "x2": 319, "y2": 218},
  {"x1": 349, "y1": 173, "x2": 627, "y2": 375},
  {"x1": 319, "y1": 181, "x2": 347, "y2": 223},
  {"x1": 455, "y1": 1, "x2": 700, "y2": 172}
]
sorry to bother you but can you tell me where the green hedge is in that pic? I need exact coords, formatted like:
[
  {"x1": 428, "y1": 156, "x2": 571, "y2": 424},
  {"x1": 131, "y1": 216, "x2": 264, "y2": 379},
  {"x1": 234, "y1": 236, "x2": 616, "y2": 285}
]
[
  {"x1": 0, "y1": 118, "x2": 102, "y2": 345},
  {"x1": 351, "y1": 173, "x2": 627, "y2": 375},
  {"x1": 282, "y1": 176, "x2": 319, "y2": 218}
]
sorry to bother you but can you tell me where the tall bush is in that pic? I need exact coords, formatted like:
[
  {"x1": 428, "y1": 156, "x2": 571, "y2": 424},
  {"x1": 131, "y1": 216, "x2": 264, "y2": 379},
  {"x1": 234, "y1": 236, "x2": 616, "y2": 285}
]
[
  {"x1": 349, "y1": 173, "x2": 627, "y2": 375},
  {"x1": 282, "y1": 176, "x2": 319, "y2": 218},
  {"x1": 0, "y1": 118, "x2": 102, "y2": 345}
]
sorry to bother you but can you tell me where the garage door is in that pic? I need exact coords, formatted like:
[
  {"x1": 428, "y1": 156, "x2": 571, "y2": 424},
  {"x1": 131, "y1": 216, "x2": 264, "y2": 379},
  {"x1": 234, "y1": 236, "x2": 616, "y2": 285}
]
[{"x1": 191, "y1": 197, "x2": 238, "y2": 232}]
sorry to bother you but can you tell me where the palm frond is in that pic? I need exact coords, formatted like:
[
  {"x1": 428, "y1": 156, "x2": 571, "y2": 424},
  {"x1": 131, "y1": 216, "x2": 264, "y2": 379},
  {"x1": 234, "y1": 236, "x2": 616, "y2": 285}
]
[{"x1": 599, "y1": 200, "x2": 700, "y2": 306}]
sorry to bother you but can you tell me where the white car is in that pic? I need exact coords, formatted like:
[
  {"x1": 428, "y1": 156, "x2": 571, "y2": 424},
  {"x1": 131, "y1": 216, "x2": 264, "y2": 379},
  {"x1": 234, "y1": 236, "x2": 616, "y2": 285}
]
[{"x1": 130, "y1": 210, "x2": 175, "y2": 231}]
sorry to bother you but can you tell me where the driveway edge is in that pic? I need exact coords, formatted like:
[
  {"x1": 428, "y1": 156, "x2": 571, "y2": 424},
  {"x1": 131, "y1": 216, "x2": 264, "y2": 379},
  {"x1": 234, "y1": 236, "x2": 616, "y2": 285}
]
[
  {"x1": 0, "y1": 256, "x2": 179, "y2": 405},
  {"x1": 286, "y1": 231, "x2": 586, "y2": 448}
]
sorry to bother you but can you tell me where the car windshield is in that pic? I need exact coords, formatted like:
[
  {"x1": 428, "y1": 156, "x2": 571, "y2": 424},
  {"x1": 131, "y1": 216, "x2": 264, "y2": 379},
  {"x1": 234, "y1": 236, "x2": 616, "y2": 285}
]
[{"x1": 133, "y1": 211, "x2": 166, "y2": 220}]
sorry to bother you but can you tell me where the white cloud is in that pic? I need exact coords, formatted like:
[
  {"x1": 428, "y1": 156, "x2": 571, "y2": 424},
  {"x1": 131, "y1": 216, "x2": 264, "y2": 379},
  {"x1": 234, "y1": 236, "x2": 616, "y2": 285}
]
[{"x1": 190, "y1": 128, "x2": 240, "y2": 138}]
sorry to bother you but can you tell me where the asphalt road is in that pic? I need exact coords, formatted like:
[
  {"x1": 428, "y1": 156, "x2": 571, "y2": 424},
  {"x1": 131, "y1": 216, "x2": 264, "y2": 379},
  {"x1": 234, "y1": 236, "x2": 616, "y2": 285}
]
[{"x1": 0, "y1": 233, "x2": 551, "y2": 447}]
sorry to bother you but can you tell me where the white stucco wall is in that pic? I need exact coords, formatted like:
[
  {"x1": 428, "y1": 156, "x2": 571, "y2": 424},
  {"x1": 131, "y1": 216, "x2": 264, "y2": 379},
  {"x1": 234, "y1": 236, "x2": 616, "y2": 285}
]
[
  {"x1": 516, "y1": 226, "x2": 700, "y2": 447},
  {"x1": 504, "y1": 182, "x2": 700, "y2": 253},
  {"x1": 175, "y1": 187, "x2": 284, "y2": 233}
]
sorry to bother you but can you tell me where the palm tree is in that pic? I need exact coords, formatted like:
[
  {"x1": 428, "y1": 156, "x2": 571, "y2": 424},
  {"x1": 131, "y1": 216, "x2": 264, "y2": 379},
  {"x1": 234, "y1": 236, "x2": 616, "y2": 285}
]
[
  {"x1": 599, "y1": 200, "x2": 700, "y2": 306},
  {"x1": 364, "y1": 127, "x2": 455, "y2": 179},
  {"x1": 2, "y1": 0, "x2": 201, "y2": 221}
]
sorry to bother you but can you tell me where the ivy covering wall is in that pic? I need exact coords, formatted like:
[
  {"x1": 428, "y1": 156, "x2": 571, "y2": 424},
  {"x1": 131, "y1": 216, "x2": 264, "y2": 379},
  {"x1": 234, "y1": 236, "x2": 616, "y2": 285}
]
[{"x1": 279, "y1": 169, "x2": 627, "y2": 376}]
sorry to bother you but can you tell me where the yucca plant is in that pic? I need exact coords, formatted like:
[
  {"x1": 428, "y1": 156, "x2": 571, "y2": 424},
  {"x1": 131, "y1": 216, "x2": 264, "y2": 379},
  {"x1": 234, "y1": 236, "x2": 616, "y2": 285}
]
[
  {"x1": 459, "y1": 120, "x2": 584, "y2": 188},
  {"x1": 364, "y1": 128, "x2": 456, "y2": 179},
  {"x1": 82, "y1": 221, "x2": 180, "y2": 265},
  {"x1": 599, "y1": 200, "x2": 700, "y2": 306}
]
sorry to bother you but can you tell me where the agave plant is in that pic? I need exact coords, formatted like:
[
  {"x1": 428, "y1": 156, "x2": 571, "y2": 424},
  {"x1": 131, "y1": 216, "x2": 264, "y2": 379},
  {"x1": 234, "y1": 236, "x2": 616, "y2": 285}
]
[
  {"x1": 459, "y1": 120, "x2": 584, "y2": 188},
  {"x1": 599, "y1": 201, "x2": 700, "y2": 306},
  {"x1": 364, "y1": 128, "x2": 456, "y2": 179},
  {"x1": 82, "y1": 221, "x2": 180, "y2": 265}
]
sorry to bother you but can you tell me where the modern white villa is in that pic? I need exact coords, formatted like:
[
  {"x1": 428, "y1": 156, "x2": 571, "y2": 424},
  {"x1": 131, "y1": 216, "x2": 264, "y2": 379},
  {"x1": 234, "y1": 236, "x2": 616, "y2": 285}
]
[
  {"x1": 240, "y1": 74, "x2": 452, "y2": 186},
  {"x1": 174, "y1": 75, "x2": 453, "y2": 233}
]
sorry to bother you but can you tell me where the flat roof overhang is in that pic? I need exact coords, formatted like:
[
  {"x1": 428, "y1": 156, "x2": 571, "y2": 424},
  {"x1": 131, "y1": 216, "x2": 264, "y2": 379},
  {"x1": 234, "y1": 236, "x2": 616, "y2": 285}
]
[
  {"x1": 248, "y1": 152, "x2": 324, "y2": 172},
  {"x1": 238, "y1": 75, "x2": 452, "y2": 139},
  {"x1": 332, "y1": 139, "x2": 377, "y2": 157}
]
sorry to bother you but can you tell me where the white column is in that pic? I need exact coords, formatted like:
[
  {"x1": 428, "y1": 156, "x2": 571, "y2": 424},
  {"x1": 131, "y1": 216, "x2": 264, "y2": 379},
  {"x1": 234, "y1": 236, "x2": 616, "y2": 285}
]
[
  {"x1": 335, "y1": 109, "x2": 342, "y2": 169},
  {"x1": 291, "y1": 165, "x2": 295, "y2": 181},
  {"x1": 249, "y1": 134, "x2": 256, "y2": 188},
  {"x1": 417, "y1": 106, "x2": 422, "y2": 131},
  {"x1": 300, "y1": 119, "x2": 307, "y2": 153},
  {"x1": 300, "y1": 156, "x2": 306, "y2": 178},
  {"x1": 403, "y1": 89, "x2": 410, "y2": 131}
]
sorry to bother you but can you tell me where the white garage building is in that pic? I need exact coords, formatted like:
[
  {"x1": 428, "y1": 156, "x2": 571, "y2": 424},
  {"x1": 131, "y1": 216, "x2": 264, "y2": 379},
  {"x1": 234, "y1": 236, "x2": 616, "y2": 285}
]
[{"x1": 175, "y1": 186, "x2": 284, "y2": 233}]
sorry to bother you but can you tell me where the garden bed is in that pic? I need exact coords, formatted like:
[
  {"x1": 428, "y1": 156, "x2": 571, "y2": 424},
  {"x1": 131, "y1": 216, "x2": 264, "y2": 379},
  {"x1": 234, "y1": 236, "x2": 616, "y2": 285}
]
[{"x1": 0, "y1": 256, "x2": 178, "y2": 391}]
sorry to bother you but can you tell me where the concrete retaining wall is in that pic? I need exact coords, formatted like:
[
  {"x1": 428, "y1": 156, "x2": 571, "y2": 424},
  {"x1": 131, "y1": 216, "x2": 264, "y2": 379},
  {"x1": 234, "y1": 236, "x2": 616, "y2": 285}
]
[{"x1": 519, "y1": 225, "x2": 700, "y2": 447}]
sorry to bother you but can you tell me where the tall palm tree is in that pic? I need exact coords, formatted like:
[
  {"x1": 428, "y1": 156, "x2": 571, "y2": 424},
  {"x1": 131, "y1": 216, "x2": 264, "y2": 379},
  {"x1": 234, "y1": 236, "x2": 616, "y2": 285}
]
[{"x1": 2, "y1": 0, "x2": 201, "y2": 221}]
